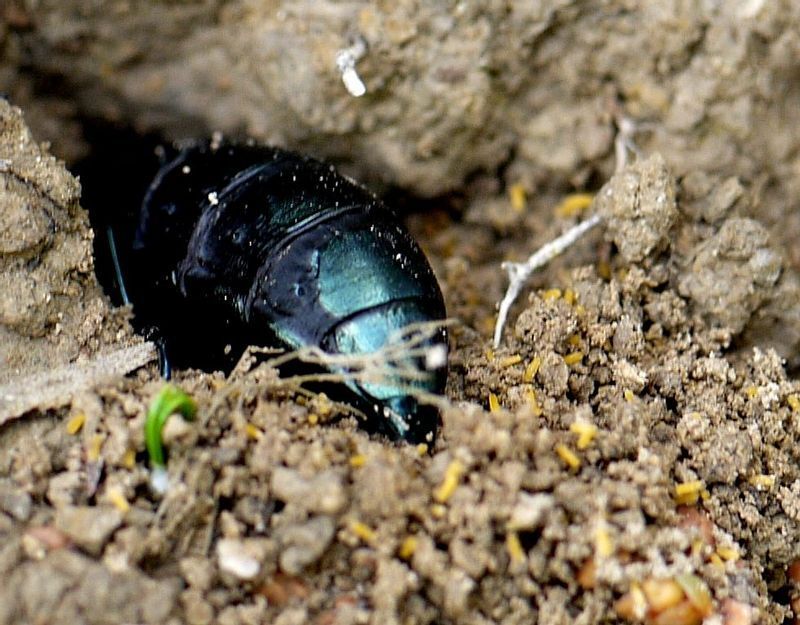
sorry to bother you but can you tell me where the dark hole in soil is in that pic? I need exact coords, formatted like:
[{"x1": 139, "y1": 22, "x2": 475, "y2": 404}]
[
  {"x1": 517, "y1": 529, "x2": 540, "y2": 552},
  {"x1": 74, "y1": 120, "x2": 167, "y2": 309}
]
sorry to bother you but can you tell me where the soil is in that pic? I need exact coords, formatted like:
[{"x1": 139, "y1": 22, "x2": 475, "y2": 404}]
[{"x1": 3, "y1": 3, "x2": 800, "y2": 625}]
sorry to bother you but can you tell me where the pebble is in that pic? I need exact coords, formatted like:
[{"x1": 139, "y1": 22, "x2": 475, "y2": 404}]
[
  {"x1": 217, "y1": 538, "x2": 265, "y2": 580},
  {"x1": 277, "y1": 516, "x2": 335, "y2": 575},
  {"x1": 180, "y1": 556, "x2": 216, "y2": 591},
  {"x1": 270, "y1": 467, "x2": 346, "y2": 514},
  {"x1": 182, "y1": 588, "x2": 215, "y2": 625},
  {"x1": 46, "y1": 471, "x2": 82, "y2": 508},
  {"x1": 0, "y1": 479, "x2": 32, "y2": 521},
  {"x1": 22, "y1": 526, "x2": 69, "y2": 559},
  {"x1": 54, "y1": 505, "x2": 122, "y2": 555},
  {"x1": 507, "y1": 493, "x2": 554, "y2": 530}
]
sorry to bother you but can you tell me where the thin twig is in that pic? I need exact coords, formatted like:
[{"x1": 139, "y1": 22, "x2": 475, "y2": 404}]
[
  {"x1": 492, "y1": 114, "x2": 644, "y2": 348},
  {"x1": 492, "y1": 214, "x2": 602, "y2": 348},
  {"x1": 229, "y1": 320, "x2": 451, "y2": 400}
]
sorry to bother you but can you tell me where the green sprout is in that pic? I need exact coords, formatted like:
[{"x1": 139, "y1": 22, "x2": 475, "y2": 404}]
[{"x1": 145, "y1": 384, "x2": 197, "y2": 469}]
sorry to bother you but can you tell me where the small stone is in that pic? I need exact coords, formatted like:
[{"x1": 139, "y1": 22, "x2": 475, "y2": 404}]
[
  {"x1": 21, "y1": 534, "x2": 46, "y2": 560},
  {"x1": 46, "y1": 470, "x2": 83, "y2": 509},
  {"x1": 273, "y1": 607, "x2": 309, "y2": 625},
  {"x1": 443, "y1": 569, "x2": 475, "y2": 618},
  {"x1": 507, "y1": 493, "x2": 554, "y2": 530},
  {"x1": 22, "y1": 526, "x2": 70, "y2": 560},
  {"x1": 701, "y1": 176, "x2": 743, "y2": 222},
  {"x1": 259, "y1": 573, "x2": 310, "y2": 606},
  {"x1": 161, "y1": 413, "x2": 198, "y2": 447},
  {"x1": 217, "y1": 538, "x2": 266, "y2": 580},
  {"x1": 24, "y1": 526, "x2": 70, "y2": 551},
  {"x1": 182, "y1": 588, "x2": 215, "y2": 625},
  {"x1": 277, "y1": 516, "x2": 335, "y2": 575},
  {"x1": 180, "y1": 556, "x2": 216, "y2": 591},
  {"x1": 55, "y1": 505, "x2": 122, "y2": 555},
  {"x1": 0, "y1": 479, "x2": 32, "y2": 521},
  {"x1": 270, "y1": 467, "x2": 347, "y2": 514},
  {"x1": 721, "y1": 598, "x2": 753, "y2": 625}
]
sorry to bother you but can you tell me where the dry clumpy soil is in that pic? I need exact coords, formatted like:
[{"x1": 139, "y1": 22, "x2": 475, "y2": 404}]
[
  {"x1": 3, "y1": 3, "x2": 800, "y2": 625},
  {"x1": 1, "y1": 108, "x2": 799, "y2": 625}
]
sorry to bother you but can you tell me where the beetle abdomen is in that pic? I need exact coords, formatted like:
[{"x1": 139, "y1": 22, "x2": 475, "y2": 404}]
[{"x1": 132, "y1": 142, "x2": 447, "y2": 443}]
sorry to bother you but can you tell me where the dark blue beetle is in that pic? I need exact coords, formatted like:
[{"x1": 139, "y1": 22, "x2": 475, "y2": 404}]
[{"x1": 119, "y1": 142, "x2": 447, "y2": 444}]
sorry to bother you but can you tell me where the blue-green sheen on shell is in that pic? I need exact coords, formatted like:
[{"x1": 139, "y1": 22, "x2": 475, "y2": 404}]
[{"x1": 127, "y1": 142, "x2": 447, "y2": 444}]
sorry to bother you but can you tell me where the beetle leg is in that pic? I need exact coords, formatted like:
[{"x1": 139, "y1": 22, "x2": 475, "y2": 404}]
[
  {"x1": 157, "y1": 337, "x2": 172, "y2": 380},
  {"x1": 107, "y1": 225, "x2": 173, "y2": 379},
  {"x1": 139, "y1": 326, "x2": 172, "y2": 379},
  {"x1": 106, "y1": 226, "x2": 131, "y2": 306}
]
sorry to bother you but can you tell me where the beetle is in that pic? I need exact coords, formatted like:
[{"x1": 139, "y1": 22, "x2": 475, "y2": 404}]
[{"x1": 110, "y1": 141, "x2": 448, "y2": 444}]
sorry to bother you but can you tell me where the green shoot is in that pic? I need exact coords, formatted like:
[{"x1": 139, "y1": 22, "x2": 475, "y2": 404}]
[{"x1": 145, "y1": 384, "x2": 197, "y2": 469}]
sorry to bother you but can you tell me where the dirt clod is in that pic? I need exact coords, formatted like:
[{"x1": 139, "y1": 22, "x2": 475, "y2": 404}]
[
  {"x1": 55, "y1": 505, "x2": 123, "y2": 556},
  {"x1": 597, "y1": 153, "x2": 678, "y2": 263},
  {"x1": 679, "y1": 218, "x2": 782, "y2": 334}
]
